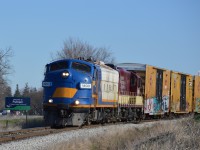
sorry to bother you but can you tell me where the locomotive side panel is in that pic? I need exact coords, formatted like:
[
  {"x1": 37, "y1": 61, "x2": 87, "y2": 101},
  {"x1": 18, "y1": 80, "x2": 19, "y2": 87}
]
[
  {"x1": 118, "y1": 68, "x2": 131, "y2": 106},
  {"x1": 118, "y1": 69, "x2": 131, "y2": 93},
  {"x1": 129, "y1": 73, "x2": 143, "y2": 107},
  {"x1": 99, "y1": 66, "x2": 119, "y2": 107}
]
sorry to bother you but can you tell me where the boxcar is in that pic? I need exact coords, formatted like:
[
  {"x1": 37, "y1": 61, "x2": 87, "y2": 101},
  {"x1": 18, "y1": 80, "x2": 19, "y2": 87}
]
[{"x1": 170, "y1": 71, "x2": 193, "y2": 113}]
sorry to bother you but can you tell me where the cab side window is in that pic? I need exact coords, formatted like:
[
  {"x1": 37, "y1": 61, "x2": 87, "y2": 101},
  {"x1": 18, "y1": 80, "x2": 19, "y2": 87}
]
[{"x1": 72, "y1": 62, "x2": 91, "y2": 73}]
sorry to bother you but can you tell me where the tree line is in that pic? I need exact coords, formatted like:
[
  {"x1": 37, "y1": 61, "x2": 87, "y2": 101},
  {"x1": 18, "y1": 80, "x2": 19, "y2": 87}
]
[
  {"x1": 0, "y1": 83, "x2": 43, "y2": 115},
  {"x1": 13, "y1": 83, "x2": 43, "y2": 115}
]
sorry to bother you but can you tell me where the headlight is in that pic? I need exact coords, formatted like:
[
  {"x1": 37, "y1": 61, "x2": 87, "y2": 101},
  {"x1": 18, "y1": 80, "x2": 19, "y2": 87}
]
[
  {"x1": 48, "y1": 99, "x2": 53, "y2": 103},
  {"x1": 62, "y1": 71, "x2": 70, "y2": 78},
  {"x1": 75, "y1": 100, "x2": 80, "y2": 105}
]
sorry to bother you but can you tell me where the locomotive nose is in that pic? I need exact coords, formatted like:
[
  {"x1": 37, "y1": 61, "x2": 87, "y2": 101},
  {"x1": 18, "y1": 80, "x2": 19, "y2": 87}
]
[
  {"x1": 44, "y1": 70, "x2": 71, "y2": 82},
  {"x1": 61, "y1": 70, "x2": 70, "y2": 78}
]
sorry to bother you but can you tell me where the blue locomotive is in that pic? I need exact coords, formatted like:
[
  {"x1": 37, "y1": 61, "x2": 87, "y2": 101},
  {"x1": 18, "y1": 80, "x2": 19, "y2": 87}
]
[{"x1": 42, "y1": 58, "x2": 129, "y2": 127}]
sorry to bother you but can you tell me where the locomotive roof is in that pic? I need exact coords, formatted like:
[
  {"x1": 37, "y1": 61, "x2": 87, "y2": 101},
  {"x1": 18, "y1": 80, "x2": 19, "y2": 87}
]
[
  {"x1": 94, "y1": 61, "x2": 115, "y2": 71},
  {"x1": 48, "y1": 58, "x2": 95, "y2": 66},
  {"x1": 47, "y1": 58, "x2": 116, "y2": 72}
]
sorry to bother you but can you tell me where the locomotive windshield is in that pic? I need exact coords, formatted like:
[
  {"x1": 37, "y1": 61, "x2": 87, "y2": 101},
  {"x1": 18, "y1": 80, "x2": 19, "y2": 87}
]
[
  {"x1": 45, "y1": 61, "x2": 91, "y2": 74},
  {"x1": 49, "y1": 61, "x2": 69, "y2": 71},
  {"x1": 72, "y1": 62, "x2": 91, "y2": 73}
]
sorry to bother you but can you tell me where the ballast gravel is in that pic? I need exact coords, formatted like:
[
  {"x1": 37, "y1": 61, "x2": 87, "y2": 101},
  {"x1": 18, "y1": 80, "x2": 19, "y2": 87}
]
[{"x1": 0, "y1": 121, "x2": 176, "y2": 150}]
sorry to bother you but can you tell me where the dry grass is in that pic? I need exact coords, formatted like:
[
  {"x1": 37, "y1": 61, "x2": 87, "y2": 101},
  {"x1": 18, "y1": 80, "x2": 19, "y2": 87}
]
[
  {"x1": 0, "y1": 115, "x2": 44, "y2": 131},
  {"x1": 49, "y1": 117, "x2": 200, "y2": 150}
]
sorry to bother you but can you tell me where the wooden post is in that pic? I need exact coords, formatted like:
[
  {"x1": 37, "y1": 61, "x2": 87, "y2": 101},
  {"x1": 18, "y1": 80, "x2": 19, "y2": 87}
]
[
  {"x1": 6, "y1": 120, "x2": 8, "y2": 128},
  {"x1": 26, "y1": 110, "x2": 28, "y2": 128}
]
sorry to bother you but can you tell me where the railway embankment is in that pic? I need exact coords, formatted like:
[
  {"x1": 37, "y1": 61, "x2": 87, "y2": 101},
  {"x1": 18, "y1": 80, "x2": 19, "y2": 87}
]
[
  {"x1": 48, "y1": 117, "x2": 200, "y2": 150},
  {"x1": 0, "y1": 117, "x2": 199, "y2": 150}
]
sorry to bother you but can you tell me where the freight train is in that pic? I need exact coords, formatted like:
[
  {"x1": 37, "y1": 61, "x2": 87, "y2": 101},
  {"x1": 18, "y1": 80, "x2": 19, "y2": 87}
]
[{"x1": 42, "y1": 58, "x2": 200, "y2": 127}]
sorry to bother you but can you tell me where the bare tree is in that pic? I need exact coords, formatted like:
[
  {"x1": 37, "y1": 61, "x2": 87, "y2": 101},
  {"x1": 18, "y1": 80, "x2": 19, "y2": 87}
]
[
  {"x1": 53, "y1": 37, "x2": 115, "y2": 63},
  {"x1": 0, "y1": 47, "x2": 13, "y2": 109},
  {"x1": 0, "y1": 47, "x2": 13, "y2": 85},
  {"x1": 0, "y1": 85, "x2": 12, "y2": 110}
]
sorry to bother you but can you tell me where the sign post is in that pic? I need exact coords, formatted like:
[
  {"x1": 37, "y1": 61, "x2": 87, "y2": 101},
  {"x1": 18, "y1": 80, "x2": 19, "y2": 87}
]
[{"x1": 5, "y1": 97, "x2": 31, "y2": 127}]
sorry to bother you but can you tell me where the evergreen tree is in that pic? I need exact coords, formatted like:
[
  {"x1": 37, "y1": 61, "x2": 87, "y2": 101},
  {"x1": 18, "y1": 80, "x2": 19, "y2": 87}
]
[
  {"x1": 30, "y1": 87, "x2": 37, "y2": 93},
  {"x1": 14, "y1": 84, "x2": 21, "y2": 97},
  {"x1": 22, "y1": 83, "x2": 30, "y2": 97}
]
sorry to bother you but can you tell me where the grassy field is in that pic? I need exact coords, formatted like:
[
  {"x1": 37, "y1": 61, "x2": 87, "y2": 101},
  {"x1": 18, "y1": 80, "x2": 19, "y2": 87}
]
[
  {"x1": 0, "y1": 115, "x2": 44, "y2": 131},
  {"x1": 49, "y1": 116, "x2": 200, "y2": 150}
]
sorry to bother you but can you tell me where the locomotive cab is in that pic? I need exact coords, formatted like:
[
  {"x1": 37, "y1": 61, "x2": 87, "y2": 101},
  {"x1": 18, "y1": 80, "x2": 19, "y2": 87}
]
[{"x1": 43, "y1": 59, "x2": 94, "y2": 127}]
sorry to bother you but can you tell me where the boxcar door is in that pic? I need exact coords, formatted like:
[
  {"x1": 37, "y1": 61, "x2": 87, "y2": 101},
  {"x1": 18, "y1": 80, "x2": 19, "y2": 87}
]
[
  {"x1": 180, "y1": 75, "x2": 186, "y2": 111},
  {"x1": 156, "y1": 69, "x2": 163, "y2": 109}
]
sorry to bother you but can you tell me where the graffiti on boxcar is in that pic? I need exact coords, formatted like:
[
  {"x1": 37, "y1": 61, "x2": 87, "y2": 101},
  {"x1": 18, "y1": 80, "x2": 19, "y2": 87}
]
[
  {"x1": 145, "y1": 97, "x2": 163, "y2": 115},
  {"x1": 195, "y1": 98, "x2": 200, "y2": 112},
  {"x1": 162, "y1": 95, "x2": 169, "y2": 112},
  {"x1": 144, "y1": 98, "x2": 153, "y2": 114},
  {"x1": 153, "y1": 98, "x2": 160, "y2": 113}
]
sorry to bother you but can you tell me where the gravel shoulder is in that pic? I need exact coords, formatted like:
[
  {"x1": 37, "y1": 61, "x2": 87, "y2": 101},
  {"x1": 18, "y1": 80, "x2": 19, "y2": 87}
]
[{"x1": 0, "y1": 120, "x2": 179, "y2": 150}]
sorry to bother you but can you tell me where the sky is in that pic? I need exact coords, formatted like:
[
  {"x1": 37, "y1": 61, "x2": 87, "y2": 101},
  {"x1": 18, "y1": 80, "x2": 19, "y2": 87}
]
[{"x1": 0, "y1": 0, "x2": 200, "y2": 93}]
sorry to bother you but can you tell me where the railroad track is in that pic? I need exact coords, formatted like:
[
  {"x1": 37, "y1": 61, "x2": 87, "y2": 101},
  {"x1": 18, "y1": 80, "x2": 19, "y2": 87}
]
[
  {"x1": 0, "y1": 119, "x2": 168, "y2": 144},
  {"x1": 0, "y1": 124, "x2": 102, "y2": 144},
  {"x1": 0, "y1": 126, "x2": 73, "y2": 144}
]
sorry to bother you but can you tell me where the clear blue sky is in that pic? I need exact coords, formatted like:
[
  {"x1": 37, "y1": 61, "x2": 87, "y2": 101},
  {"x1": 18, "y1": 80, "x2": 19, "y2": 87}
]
[{"x1": 0, "y1": 0, "x2": 200, "y2": 93}]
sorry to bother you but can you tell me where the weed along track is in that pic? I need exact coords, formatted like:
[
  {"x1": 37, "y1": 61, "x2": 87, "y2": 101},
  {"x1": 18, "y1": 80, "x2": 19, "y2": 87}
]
[
  {"x1": 0, "y1": 127, "x2": 52, "y2": 143},
  {"x1": 0, "y1": 124, "x2": 103, "y2": 144},
  {"x1": 0, "y1": 123, "x2": 119, "y2": 144},
  {"x1": 0, "y1": 117, "x2": 198, "y2": 150},
  {"x1": 0, "y1": 118, "x2": 170, "y2": 144},
  {"x1": 0, "y1": 126, "x2": 73, "y2": 144},
  {"x1": 134, "y1": 131, "x2": 175, "y2": 149}
]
